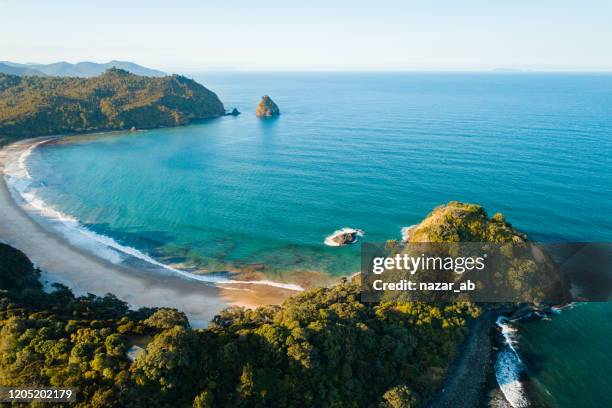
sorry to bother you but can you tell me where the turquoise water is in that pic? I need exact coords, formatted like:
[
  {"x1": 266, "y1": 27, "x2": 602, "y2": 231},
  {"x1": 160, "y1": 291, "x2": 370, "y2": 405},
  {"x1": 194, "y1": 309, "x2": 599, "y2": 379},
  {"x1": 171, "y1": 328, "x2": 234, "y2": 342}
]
[
  {"x1": 515, "y1": 303, "x2": 612, "y2": 407},
  {"x1": 28, "y1": 73, "x2": 612, "y2": 275},
  {"x1": 22, "y1": 73, "x2": 612, "y2": 406}
]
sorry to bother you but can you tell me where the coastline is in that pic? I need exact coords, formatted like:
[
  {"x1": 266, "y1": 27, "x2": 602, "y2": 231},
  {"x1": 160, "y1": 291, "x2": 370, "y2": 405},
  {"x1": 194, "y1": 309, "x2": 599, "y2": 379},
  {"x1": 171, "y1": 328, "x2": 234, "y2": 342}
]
[
  {"x1": 0, "y1": 135, "x2": 579, "y2": 406},
  {"x1": 0, "y1": 137, "x2": 296, "y2": 327},
  {"x1": 428, "y1": 310, "x2": 500, "y2": 408},
  {"x1": 429, "y1": 306, "x2": 566, "y2": 408}
]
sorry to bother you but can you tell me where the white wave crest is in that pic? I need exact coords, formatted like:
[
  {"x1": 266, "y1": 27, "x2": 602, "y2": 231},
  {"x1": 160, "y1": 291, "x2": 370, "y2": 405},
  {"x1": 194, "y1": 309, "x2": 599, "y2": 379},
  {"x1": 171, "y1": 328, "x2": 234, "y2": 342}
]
[
  {"x1": 6, "y1": 139, "x2": 50, "y2": 180},
  {"x1": 494, "y1": 316, "x2": 529, "y2": 408},
  {"x1": 401, "y1": 225, "x2": 416, "y2": 242},
  {"x1": 4, "y1": 140, "x2": 303, "y2": 292}
]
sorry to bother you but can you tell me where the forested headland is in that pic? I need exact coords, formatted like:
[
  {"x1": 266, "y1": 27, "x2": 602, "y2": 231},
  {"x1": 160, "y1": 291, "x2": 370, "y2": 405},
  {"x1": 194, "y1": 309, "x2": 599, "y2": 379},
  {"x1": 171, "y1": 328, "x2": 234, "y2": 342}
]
[{"x1": 0, "y1": 68, "x2": 225, "y2": 143}]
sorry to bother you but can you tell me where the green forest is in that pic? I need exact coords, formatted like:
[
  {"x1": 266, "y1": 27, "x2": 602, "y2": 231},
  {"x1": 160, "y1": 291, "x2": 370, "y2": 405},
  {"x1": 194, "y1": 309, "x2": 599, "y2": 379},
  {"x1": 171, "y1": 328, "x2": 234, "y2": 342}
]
[
  {"x1": 0, "y1": 68, "x2": 225, "y2": 142},
  {"x1": 0, "y1": 242, "x2": 478, "y2": 407}
]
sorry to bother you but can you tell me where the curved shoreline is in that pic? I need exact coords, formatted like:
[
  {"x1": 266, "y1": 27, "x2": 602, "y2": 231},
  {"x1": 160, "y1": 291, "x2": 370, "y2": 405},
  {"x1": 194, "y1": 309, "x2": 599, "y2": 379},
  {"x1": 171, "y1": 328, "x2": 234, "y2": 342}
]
[{"x1": 0, "y1": 137, "x2": 296, "y2": 327}]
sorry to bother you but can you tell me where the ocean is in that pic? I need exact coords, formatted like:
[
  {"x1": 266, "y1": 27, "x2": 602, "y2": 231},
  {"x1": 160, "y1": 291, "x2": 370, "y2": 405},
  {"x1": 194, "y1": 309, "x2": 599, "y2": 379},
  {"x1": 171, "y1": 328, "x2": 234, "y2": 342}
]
[{"x1": 12, "y1": 72, "x2": 612, "y2": 406}]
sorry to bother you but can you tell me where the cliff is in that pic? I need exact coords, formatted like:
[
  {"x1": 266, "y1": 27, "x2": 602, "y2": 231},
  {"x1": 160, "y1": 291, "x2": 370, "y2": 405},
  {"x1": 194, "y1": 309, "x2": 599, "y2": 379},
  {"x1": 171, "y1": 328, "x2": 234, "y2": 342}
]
[{"x1": 0, "y1": 68, "x2": 225, "y2": 140}]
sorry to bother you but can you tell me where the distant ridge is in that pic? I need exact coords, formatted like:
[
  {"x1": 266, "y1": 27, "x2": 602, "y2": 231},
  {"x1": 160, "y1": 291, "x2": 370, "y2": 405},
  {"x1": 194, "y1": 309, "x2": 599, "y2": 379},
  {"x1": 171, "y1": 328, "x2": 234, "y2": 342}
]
[
  {"x1": 0, "y1": 62, "x2": 47, "y2": 77},
  {"x1": 0, "y1": 60, "x2": 165, "y2": 77}
]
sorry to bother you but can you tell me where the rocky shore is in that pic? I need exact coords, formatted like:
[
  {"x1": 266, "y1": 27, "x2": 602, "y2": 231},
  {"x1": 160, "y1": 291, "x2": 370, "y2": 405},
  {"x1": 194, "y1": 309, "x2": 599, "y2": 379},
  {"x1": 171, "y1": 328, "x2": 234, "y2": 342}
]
[
  {"x1": 428, "y1": 310, "x2": 500, "y2": 408},
  {"x1": 429, "y1": 303, "x2": 567, "y2": 408}
]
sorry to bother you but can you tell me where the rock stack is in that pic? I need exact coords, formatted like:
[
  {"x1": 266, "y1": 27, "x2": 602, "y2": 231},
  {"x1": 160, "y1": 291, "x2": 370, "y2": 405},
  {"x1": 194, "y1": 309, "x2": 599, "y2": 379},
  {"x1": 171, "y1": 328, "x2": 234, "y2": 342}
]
[{"x1": 255, "y1": 95, "x2": 280, "y2": 117}]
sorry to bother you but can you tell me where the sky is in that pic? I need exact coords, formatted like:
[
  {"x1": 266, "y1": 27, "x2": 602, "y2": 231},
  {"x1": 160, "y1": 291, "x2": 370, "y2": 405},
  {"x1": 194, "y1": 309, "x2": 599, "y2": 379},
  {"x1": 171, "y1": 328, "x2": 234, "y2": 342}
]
[{"x1": 1, "y1": 0, "x2": 611, "y2": 72}]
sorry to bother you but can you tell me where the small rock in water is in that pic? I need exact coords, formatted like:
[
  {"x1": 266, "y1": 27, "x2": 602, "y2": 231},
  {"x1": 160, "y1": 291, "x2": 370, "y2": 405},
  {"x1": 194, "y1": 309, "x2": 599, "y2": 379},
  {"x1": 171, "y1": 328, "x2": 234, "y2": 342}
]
[
  {"x1": 332, "y1": 232, "x2": 357, "y2": 245},
  {"x1": 325, "y1": 228, "x2": 364, "y2": 246},
  {"x1": 256, "y1": 95, "x2": 280, "y2": 117}
]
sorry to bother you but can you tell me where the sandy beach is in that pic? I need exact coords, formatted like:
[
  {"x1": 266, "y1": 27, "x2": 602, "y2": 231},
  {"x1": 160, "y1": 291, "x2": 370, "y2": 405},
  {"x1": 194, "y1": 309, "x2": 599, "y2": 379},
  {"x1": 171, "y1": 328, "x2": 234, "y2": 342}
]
[{"x1": 0, "y1": 138, "x2": 295, "y2": 327}]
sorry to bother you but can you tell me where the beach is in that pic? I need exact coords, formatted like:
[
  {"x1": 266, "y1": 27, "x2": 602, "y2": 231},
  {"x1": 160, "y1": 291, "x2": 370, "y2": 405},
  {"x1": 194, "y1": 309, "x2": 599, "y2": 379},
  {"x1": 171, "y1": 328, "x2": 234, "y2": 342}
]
[{"x1": 0, "y1": 138, "x2": 295, "y2": 327}]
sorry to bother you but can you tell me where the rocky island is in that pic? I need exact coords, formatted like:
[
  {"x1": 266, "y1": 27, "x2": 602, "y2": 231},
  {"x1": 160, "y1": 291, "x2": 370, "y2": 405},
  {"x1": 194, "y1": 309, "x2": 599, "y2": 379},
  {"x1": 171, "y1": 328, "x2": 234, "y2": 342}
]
[
  {"x1": 0, "y1": 68, "x2": 226, "y2": 142},
  {"x1": 256, "y1": 95, "x2": 280, "y2": 117},
  {"x1": 324, "y1": 228, "x2": 364, "y2": 246}
]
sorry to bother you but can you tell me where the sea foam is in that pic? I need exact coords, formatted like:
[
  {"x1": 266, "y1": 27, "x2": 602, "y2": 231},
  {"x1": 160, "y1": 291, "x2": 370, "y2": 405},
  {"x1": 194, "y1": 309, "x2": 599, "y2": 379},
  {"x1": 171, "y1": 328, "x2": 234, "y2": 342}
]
[
  {"x1": 4, "y1": 140, "x2": 303, "y2": 292},
  {"x1": 494, "y1": 316, "x2": 530, "y2": 408},
  {"x1": 401, "y1": 225, "x2": 416, "y2": 242}
]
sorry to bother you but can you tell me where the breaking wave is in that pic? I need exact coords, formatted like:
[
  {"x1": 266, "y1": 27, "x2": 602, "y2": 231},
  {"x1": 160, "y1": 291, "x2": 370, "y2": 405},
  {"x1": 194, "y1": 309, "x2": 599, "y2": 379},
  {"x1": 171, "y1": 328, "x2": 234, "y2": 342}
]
[
  {"x1": 401, "y1": 225, "x2": 416, "y2": 242},
  {"x1": 494, "y1": 316, "x2": 530, "y2": 408}
]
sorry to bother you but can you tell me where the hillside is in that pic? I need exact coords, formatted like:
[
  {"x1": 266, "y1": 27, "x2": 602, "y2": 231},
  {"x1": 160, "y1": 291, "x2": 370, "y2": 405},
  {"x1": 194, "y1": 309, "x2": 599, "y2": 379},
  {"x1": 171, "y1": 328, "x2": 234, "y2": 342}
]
[
  {"x1": 0, "y1": 60, "x2": 164, "y2": 77},
  {"x1": 0, "y1": 68, "x2": 225, "y2": 140}
]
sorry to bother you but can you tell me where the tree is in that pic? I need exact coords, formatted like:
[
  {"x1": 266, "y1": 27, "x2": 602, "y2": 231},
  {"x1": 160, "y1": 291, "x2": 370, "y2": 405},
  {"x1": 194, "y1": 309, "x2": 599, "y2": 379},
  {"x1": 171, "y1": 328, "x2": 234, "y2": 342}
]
[
  {"x1": 193, "y1": 390, "x2": 214, "y2": 408},
  {"x1": 143, "y1": 308, "x2": 189, "y2": 330},
  {"x1": 131, "y1": 326, "x2": 199, "y2": 399},
  {"x1": 381, "y1": 385, "x2": 419, "y2": 408},
  {"x1": 237, "y1": 363, "x2": 255, "y2": 399}
]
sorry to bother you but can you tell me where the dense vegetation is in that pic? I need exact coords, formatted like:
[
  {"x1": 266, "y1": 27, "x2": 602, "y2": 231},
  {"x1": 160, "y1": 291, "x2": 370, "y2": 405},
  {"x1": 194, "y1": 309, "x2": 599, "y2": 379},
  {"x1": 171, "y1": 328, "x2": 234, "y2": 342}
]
[
  {"x1": 0, "y1": 68, "x2": 225, "y2": 141},
  {"x1": 406, "y1": 201, "x2": 526, "y2": 244},
  {"x1": 0, "y1": 242, "x2": 478, "y2": 407},
  {"x1": 382, "y1": 202, "x2": 569, "y2": 304}
]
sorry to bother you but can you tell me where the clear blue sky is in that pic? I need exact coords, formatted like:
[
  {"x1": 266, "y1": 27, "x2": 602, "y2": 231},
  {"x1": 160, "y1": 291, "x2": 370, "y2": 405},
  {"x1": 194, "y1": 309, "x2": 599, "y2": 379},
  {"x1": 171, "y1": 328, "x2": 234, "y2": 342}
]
[{"x1": 1, "y1": 0, "x2": 611, "y2": 71}]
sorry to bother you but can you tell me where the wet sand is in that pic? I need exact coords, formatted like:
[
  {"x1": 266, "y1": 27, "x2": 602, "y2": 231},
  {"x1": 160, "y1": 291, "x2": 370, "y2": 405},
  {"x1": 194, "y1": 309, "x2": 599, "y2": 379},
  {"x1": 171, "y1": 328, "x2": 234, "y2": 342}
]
[{"x1": 0, "y1": 138, "x2": 295, "y2": 327}]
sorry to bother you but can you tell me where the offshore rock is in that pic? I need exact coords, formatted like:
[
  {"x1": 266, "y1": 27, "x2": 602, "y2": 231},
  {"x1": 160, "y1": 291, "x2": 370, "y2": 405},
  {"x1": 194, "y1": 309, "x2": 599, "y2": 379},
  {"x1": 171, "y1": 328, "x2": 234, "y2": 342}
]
[{"x1": 256, "y1": 95, "x2": 280, "y2": 117}]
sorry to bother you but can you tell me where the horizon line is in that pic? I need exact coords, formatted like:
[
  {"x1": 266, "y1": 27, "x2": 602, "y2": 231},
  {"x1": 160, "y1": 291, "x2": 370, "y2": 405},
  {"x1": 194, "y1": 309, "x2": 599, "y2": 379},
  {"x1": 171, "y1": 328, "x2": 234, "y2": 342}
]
[
  {"x1": 175, "y1": 68, "x2": 612, "y2": 74},
  {"x1": 3, "y1": 60, "x2": 612, "y2": 74}
]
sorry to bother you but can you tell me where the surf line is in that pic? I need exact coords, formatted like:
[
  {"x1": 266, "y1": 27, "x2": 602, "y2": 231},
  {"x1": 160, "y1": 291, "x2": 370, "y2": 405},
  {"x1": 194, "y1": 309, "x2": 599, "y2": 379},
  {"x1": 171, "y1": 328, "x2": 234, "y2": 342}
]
[
  {"x1": 494, "y1": 316, "x2": 529, "y2": 408},
  {"x1": 4, "y1": 138, "x2": 304, "y2": 292}
]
